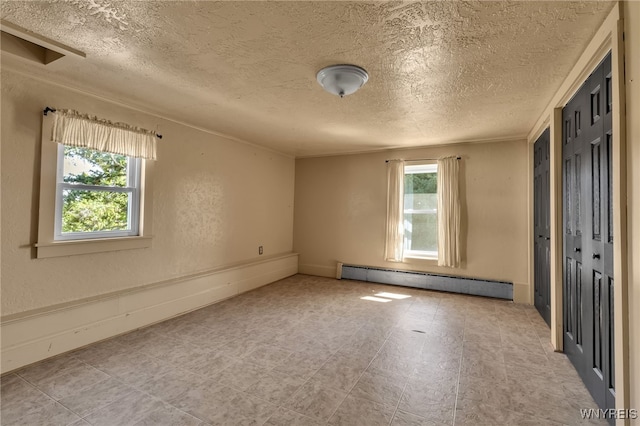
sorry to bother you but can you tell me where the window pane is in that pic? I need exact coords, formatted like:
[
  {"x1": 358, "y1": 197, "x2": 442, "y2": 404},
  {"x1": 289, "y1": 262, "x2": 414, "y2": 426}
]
[
  {"x1": 404, "y1": 172, "x2": 437, "y2": 195},
  {"x1": 404, "y1": 193, "x2": 437, "y2": 211},
  {"x1": 63, "y1": 146, "x2": 128, "y2": 187},
  {"x1": 62, "y1": 189, "x2": 130, "y2": 233},
  {"x1": 404, "y1": 213, "x2": 437, "y2": 252}
]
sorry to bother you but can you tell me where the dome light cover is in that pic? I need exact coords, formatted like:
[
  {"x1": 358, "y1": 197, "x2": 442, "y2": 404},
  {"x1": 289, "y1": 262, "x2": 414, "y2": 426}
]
[{"x1": 316, "y1": 64, "x2": 369, "y2": 98}]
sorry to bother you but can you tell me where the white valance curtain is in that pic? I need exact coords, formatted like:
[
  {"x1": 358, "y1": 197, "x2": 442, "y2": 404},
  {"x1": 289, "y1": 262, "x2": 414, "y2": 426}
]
[
  {"x1": 384, "y1": 160, "x2": 405, "y2": 262},
  {"x1": 437, "y1": 156, "x2": 461, "y2": 267},
  {"x1": 51, "y1": 109, "x2": 157, "y2": 160}
]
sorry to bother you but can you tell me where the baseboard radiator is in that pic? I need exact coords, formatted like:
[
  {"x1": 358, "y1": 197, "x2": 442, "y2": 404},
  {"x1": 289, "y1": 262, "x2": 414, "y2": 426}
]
[{"x1": 338, "y1": 263, "x2": 513, "y2": 300}]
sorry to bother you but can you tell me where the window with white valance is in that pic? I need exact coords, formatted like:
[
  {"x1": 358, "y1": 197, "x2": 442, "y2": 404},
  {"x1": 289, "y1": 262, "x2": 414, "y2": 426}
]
[
  {"x1": 36, "y1": 108, "x2": 156, "y2": 258},
  {"x1": 52, "y1": 109, "x2": 157, "y2": 160}
]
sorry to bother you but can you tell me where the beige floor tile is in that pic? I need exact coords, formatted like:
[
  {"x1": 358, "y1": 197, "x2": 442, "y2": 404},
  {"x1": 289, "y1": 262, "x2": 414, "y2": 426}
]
[
  {"x1": 209, "y1": 359, "x2": 270, "y2": 391},
  {"x1": 284, "y1": 380, "x2": 348, "y2": 421},
  {"x1": 0, "y1": 374, "x2": 57, "y2": 424},
  {"x1": 329, "y1": 394, "x2": 395, "y2": 426},
  {"x1": 3, "y1": 401, "x2": 80, "y2": 426},
  {"x1": 202, "y1": 390, "x2": 278, "y2": 426},
  {"x1": 16, "y1": 354, "x2": 83, "y2": 384},
  {"x1": 83, "y1": 390, "x2": 165, "y2": 426},
  {"x1": 397, "y1": 401, "x2": 455, "y2": 425},
  {"x1": 59, "y1": 377, "x2": 136, "y2": 417},
  {"x1": 507, "y1": 386, "x2": 607, "y2": 425},
  {"x1": 391, "y1": 409, "x2": 442, "y2": 426},
  {"x1": 132, "y1": 403, "x2": 203, "y2": 426},
  {"x1": 272, "y1": 350, "x2": 332, "y2": 381},
  {"x1": 349, "y1": 370, "x2": 407, "y2": 406},
  {"x1": 28, "y1": 364, "x2": 110, "y2": 401},
  {"x1": 130, "y1": 334, "x2": 197, "y2": 362},
  {"x1": 244, "y1": 371, "x2": 306, "y2": 404},
  {"x1": 179, "y1": 350, "x2": 236, "y2": 378},
  {"x1": 68, "y1": 420, "x2": 92, "y2": 426},
  {"x1": 398, "y1": 377, "x2": 456, "y2": 424},
  {"x1": 166, "y1": 381, "x2": 234, "y2": 420},
  {"x1": 368, "y1": 352, "x2": 417, "y2": 379},
  {"x1": 136, "y1": 369, "x2": 208, "y2": 402},
  {"x1": 91, "y1": 351, "x2": 174, "y2": 387},
  {"x1": 461, "y1": 340, "x2": 504, "y2": 362},
  {"x1": 456, "y1": 374, "x2": 510, "y2": 408},
  {"x1": 459, "y1": 356, "x2": 507, "y2": 381},
  {"x1": 243, "y1": 344, "x2": 294, "y2": 368},
  {"x1": 454, "y1": 397, "x2": 513, "y2": 425},
  {"x1": 502, "y1": 347, "x2": 549, "y2": 367},
  {"x1": 401, "y1": 376, "x2": 457, "y2": 405},
  {"x1": 265, "y1": 407, "x2": 324, "y2": 426},
  {"x1": 311, "y1": 354, "x2": 369, "y2": 392}
]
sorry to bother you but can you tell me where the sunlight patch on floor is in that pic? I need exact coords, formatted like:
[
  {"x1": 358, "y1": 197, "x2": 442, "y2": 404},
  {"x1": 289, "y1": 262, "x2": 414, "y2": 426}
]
[
  {"x1": 360, "y1": 296, "x2": 392, "y2": 303},
  {"x1": 374, "y1": 292, "x2": 411, "y2": 300}
]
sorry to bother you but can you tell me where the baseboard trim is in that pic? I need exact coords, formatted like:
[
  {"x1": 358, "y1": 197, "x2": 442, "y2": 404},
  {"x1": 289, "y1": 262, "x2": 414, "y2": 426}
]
[
  {"x1": 0, "y1": 253, "x2": 298, "y2": 374},
  {"x1": 298, "y1": 263, "x2": 336, "y2": 278}
]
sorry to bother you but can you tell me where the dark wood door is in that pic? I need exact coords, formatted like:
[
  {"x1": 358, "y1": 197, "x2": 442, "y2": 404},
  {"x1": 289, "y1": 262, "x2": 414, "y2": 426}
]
[
  {"x1": 534, "y1": 128, "x2": 551, "y2": 326},
  {"x1": 562, "y1": 53, "x2": 614, "y2": 417}
]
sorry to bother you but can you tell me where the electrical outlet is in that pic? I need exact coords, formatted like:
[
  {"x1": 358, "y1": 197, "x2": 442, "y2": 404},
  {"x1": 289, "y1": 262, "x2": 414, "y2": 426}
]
[{"x1": 259, "y1": 246, "x2": 263, "y2": 255}]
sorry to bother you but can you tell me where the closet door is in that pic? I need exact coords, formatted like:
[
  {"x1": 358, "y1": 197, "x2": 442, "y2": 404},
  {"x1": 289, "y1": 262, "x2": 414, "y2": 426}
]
[
  {"x1": 562, "y1": 53, "x2": 614, "y2": 417},
  {"x1": 533, "y1": 128, "x2": 551, "y2": 326}
]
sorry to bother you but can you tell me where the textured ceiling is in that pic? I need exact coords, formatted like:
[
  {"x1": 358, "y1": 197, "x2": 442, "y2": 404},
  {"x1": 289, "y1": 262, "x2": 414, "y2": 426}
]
[{"x1": 1, "y1": 1, "x2": 614, "y2": 157}]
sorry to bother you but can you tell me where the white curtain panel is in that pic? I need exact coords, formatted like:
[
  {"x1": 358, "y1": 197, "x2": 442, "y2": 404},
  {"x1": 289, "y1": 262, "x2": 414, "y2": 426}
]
[
  {"x1": 52, "y1": 109, "x2": 157, "y2": 160},
  {"x1": 384, "y1": 159, "x2": 405, "y2": 262},
  {"x1": 437, "y1": 156, "x2": 461, "y2": 267}
]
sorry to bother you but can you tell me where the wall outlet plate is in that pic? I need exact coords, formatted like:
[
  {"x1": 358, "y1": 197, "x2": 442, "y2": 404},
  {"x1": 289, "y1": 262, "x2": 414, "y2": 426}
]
[{"x1": 259, "y1": 246, "x2": 263, "y2": 255}]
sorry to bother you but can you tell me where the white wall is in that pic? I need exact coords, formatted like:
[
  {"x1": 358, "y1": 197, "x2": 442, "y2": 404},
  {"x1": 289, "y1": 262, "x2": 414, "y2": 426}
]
[
  {"x1": 293, "y1": 140, "x2": 530, "y2": 302},
  {"x1": 0, "y1": 68, "x2": 295, "y2": 316}
]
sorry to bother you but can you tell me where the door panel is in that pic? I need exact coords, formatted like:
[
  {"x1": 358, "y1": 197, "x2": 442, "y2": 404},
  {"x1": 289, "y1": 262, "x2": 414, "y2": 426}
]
[
  {"x1": 562, "y1": 52, "x2": 614, "y2": 419},
  {"x1": 533, "y1": 128, "x2": 551, "y2": 326}
]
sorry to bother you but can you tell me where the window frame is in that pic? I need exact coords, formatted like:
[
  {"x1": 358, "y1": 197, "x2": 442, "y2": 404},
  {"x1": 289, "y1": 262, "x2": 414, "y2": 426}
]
[
  {"x1": 403, "y1": 162, "x2": 438, "y2": 260},
  {"x1": 54, "y1": 144, "x2": 142, "y2": 241},
  {"x1": 36, "y1": 113, "x2": 154, "y2": 258}
]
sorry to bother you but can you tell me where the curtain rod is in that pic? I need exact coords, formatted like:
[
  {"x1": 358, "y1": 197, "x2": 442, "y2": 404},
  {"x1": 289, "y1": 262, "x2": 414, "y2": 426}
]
[
  {"x1": 43, "y1": 107, "x2": 163, "y2": 139},
  {"x1": 385, "y1": 156, "x2": 460, "y2": 163}
]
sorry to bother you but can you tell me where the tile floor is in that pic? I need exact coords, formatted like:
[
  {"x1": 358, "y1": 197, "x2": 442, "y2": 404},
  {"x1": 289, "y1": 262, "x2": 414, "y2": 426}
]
[{"x1": 1, "y1": 274, "x2": 606, "y2": 425}]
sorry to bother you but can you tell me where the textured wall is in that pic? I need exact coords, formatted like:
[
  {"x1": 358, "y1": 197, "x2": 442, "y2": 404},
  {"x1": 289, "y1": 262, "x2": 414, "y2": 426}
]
[
  {"x1": 624, "y1": 0, "x2": 640, "y2": 416},
  {"x1": 293, "y1": 140, "x2": 530, "y2": 302},
  {"x1": 0, "y1": 69, "x2": 295, "y2": 316}
]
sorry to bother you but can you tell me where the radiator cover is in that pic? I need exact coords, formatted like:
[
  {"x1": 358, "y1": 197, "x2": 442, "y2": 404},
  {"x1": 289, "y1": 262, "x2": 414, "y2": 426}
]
[{"x1": 340, "y1": 264, "x2": 512, "y2": 300}]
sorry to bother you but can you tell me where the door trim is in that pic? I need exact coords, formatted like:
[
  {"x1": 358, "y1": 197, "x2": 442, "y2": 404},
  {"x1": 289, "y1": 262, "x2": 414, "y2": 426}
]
[{"x1": 527, "y1": 3, "x2": 629, "y2": 423}]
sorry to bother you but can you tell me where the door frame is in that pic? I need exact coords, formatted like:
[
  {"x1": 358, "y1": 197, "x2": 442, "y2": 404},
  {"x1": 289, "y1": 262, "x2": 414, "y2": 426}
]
[{"x1": 527, "y1": 3, "x2": 629, "y2": 423}]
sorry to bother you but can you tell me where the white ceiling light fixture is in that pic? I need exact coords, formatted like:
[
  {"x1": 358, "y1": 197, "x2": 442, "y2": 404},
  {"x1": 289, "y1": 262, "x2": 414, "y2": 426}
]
[{"x1": 316, "y1": 64, "x2": 369, "y2": 98}]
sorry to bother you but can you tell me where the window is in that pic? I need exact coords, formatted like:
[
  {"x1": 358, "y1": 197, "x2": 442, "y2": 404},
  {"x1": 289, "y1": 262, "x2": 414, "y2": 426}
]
[
  {"x1": 403, "y1": 163, "x2": 438, "y2": 259},
  {"x1": 37, "y1": 111, "x2": 154, "y2": 258},
  {"x1": 55, "y1": 145, "x2": 141, "y2": 240}
]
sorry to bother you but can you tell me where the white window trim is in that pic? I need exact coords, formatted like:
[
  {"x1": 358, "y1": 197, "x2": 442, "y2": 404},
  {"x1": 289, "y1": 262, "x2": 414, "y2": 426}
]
[
  {"x1": 54, "y1": 144, "x2": 142, "y2": 241},
  {"x1": 36, "y1": 113, "x2": 154, "y2": 258},
  {"x1": 403, "y1": 162, "x2": 438, "y2": 260},
  {"x1": 404, "y1": 163, "x2": 437, "y2": 175}
]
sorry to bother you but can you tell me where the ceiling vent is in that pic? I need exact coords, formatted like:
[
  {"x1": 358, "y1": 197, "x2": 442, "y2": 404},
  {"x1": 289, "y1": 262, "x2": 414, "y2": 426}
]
[{"x1": 0, "y1": 19, "x2": 85, "y2": 65}]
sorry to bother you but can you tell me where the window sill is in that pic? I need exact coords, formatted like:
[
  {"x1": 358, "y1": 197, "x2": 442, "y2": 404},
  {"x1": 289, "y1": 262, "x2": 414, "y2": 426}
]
[
  {"x1": 403, "y1": 250, "x2": 438, "y2": 261},
  {"x1": 35, "y1": 236, "x2": 152, "y2": 259},
  {"x1": 403, "y1": 255, "x2": 438, "y2": 265}
]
